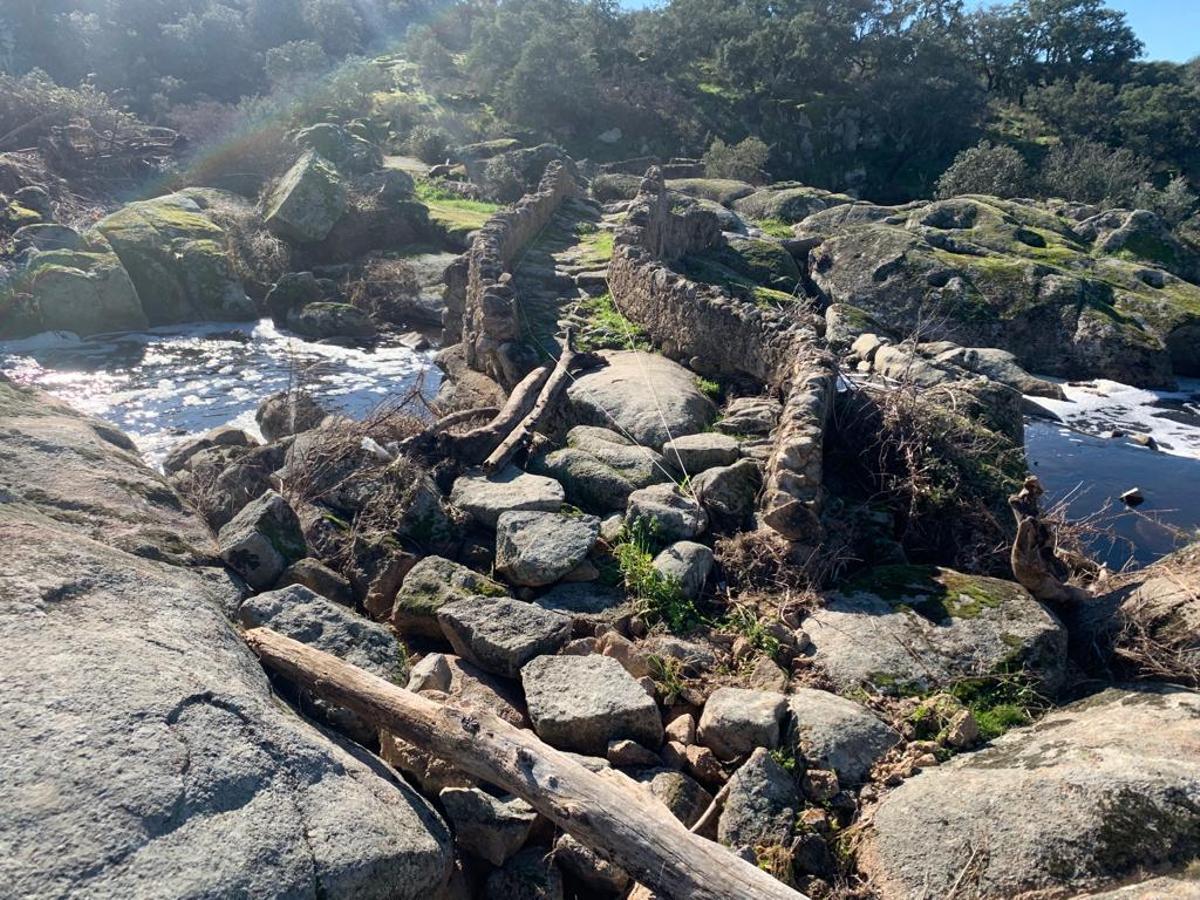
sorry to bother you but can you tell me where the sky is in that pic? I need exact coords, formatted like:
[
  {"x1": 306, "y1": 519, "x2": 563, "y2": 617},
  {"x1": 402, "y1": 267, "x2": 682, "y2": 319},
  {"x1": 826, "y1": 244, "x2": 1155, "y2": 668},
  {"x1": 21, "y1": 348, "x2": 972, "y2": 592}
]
[
  {"x1": 1039, "y1": 0, "x2": 1197, "y2": 62},
  {"x1": 617, "y1": 0, "x2": 1198, "y2": 64}
]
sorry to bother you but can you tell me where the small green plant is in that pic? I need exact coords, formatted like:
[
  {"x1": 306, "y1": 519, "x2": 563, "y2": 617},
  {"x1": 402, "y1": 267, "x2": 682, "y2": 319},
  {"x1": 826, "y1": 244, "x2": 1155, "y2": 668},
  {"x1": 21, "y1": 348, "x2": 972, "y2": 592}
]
[
  {"x1": 695, "y1": 375, "x2": 721, "y2": 401},
  {"x1": 613, "y1": 517, "x2": 700, "y2": 632},
  {"x1": 726, "y1": 604, "x2": 782, "y2": 660},
  {"x1": 648, "y1": 654, "x2": 686, "y2": 703},
  {"x1": 575, "y1": 292, "x2": 651, "y2": 352},
  {"x1": 769, "y1": 746, "x2": 799, "y2": 775},
  {"x1": 945, "y1": 661, "x2": 1049, "y2": 741}
]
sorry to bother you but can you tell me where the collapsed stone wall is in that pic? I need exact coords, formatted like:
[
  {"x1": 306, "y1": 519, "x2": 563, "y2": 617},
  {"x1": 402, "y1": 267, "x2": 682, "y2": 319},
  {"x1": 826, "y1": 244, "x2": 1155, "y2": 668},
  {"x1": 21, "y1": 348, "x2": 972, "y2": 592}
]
[
  {"x1": 458, "y1": 161, "x2": 577, "y2": 388},
  {"x1": 607, "y1": 167, "x2": 835, "y2": 543}
]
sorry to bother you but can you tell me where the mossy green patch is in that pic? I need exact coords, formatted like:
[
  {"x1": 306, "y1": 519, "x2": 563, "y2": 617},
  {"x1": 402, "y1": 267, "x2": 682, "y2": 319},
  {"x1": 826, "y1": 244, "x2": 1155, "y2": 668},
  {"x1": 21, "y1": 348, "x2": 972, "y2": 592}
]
[
  {"x1": 578, "y1": 227, "x2": 614, "y2": 265},
  {"x1": 414, "y1": 179, "x2": 502, "y2": 244},
  {"x1": 845, "y1": 564, "x2": 1023, "y2": 621},
  {"x1": 575, "y1": 292, "x2": 651, "y2": 352},
  {"x1": 4, "y1": 202, "x2": 42, "y2": 227},
  {"x1": 754, "y1": 218, "x2": 794, "y2": 238}
]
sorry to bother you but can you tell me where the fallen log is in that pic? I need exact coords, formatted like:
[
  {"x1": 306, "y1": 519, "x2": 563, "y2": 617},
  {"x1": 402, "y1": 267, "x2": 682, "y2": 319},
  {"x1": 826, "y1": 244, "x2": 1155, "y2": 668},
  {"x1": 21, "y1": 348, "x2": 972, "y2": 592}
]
[
  {"x1": 482, "y1": 332, "x2": 580, "y2": 474},
  {"x1": 244, "y1": 627, "x2": 805, "y2": 900},
  {"x1": 448, "y1": 363, "x2": 551, "y2": 464}
]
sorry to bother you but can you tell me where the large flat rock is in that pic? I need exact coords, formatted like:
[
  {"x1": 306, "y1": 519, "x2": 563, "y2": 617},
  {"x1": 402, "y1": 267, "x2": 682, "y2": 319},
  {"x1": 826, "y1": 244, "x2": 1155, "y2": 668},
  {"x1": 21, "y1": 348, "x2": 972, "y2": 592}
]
[
  {"x1": 564, "y1": 351, "x2": 716, "y2": 450},
  {"x1": 0, "y1": 381, "x2": 452, "y2": 897},
  {"x1": 521, "y1": 654, "x2": 663, "y2": 755},
  {"x1": 806, "y1": 565, "x2": 1067, "y2": 696},
  {"x1": 450, "y1": 465, "x2": 565, "y2": 528},
  {"x1": 860, "y1": 685, "x2": 1200, "y2": 898}
]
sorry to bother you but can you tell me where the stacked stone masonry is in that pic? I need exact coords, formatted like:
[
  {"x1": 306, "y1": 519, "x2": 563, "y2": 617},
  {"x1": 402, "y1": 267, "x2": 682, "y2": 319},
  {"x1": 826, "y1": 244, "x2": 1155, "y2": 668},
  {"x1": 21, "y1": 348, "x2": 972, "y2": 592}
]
[
  {"x1": 458, "y1": 161, "x2": 577, "y2": 388},
  {"x1": 607, "y1": 167, "x2": 835, "y2": 542}
]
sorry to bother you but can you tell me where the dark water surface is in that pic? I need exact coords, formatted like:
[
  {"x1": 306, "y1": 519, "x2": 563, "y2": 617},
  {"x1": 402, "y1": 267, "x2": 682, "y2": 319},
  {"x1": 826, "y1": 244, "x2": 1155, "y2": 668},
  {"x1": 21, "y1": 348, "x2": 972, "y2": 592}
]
[{"x1": 1025, "y1": 421, "x2": 1200, "y2": 569}]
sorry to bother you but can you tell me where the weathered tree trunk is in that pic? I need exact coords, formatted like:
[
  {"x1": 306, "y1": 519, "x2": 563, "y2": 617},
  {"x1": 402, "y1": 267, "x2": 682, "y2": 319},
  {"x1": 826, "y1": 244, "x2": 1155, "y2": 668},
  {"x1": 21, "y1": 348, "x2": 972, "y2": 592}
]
[
  {"x1": 243, "y1": 627, "x2": 806, "y2": 900},
  {"x1": 483, "y1": 336, "x2": 579, "y2": 474},
  {"x1": 1009, "y1": 476, "x2": 1091, "y2": 604}
]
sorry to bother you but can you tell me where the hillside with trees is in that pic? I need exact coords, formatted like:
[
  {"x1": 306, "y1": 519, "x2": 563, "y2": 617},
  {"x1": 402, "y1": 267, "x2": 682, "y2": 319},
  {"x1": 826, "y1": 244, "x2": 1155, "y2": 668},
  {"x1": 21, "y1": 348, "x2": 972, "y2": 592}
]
[{"x1": 1, "y1": 0, "x2": 1198, "y2": 208}]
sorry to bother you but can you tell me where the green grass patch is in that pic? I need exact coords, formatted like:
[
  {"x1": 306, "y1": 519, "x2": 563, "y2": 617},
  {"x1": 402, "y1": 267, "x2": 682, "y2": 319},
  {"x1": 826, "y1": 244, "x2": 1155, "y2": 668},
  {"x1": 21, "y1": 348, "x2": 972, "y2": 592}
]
[
  {"x1": 695, "y1": 375, "x2": 721, "y2": 401},
  {"x1": 613, "y1": 517, "x2": 700, "y2": 632},
  {"x1": 579, "y1": 228, "x2": 614, "y2": 265},
  {"x1": 414, "y1": 179, "x2": 502, "y2": 241},
  {"x1": 725, "y1": 605, "x2": 782, "y2": 660},
  {"x1": 754, "y1": 218, "x2": 794, "y2": 238},
  {"x1": 575, "y1": 292, "x2": 651, "y2": 352}
]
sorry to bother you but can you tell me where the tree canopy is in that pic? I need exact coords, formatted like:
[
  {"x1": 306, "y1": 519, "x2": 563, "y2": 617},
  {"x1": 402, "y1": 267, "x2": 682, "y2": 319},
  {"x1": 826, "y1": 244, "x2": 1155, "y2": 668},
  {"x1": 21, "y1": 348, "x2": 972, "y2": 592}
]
[{"x1": 1, "y1": 0, "x2": 1196, "y2": 203}]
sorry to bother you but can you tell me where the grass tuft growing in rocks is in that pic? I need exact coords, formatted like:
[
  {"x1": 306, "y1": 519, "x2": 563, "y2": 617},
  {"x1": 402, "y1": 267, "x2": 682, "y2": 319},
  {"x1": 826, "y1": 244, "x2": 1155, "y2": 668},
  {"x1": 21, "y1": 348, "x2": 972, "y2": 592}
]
[
  {"x1": 613, "y1": 517, "x2": 700, "y2": 632},
  {"x1": 574, "y1": 292, "x2": 652, "y2": 353}
]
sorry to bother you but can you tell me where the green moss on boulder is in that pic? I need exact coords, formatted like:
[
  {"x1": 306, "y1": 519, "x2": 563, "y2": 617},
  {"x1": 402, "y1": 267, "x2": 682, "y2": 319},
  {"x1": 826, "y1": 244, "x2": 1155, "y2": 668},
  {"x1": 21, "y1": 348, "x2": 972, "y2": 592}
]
[
  {"x1": 93, "y1": 193, "x2": 254, "y2": 324},
  {"x1": 264, "y1": 150, "x2": 348, "y2": 244},
  {"x1": 17, "y1": 248, "x2": 147, "y2": 336}
]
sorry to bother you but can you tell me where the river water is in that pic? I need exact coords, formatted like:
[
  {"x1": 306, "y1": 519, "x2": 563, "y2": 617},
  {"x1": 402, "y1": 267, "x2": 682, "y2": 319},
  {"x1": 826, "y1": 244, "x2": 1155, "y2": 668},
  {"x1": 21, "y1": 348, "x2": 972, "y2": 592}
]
[
  {"x1": 2, "y1": 324, "x2": 1198, "y2": 568},
  {"x1": 0, "y1": 320, "x2": 441, "y2": 468}
]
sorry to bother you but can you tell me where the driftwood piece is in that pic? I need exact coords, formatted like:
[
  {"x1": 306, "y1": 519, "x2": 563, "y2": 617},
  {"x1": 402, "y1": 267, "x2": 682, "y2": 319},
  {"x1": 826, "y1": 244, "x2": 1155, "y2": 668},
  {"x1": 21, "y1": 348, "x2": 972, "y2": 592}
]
[
  {"x1": 1009, "y1": 476, "x2": 1091, "y2": 604},
  {"x1": 448, "y1": 364, "x2": 551, "y2": 464},
  {"x1": 395, "y1": 367, "x2": 551, "y2": 465},
  {"x1": 243, "y1": 628, "x2": 805, "y2": 900},
  {"x1": 482, "y1": 332, "x2": 589, "y2": 474}
]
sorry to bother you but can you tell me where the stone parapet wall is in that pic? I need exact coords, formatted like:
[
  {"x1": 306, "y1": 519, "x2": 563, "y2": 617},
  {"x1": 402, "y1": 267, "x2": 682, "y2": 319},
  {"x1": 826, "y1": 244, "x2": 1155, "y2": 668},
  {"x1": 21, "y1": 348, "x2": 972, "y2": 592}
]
[
  {"x1": 606, "y1": 167, "x2": 835, "y2": 543},
  {"x1": 607, "y1": 168, "x2": 801, "y2": 384},
  {"x1": 458, "y1": 161, "x2": 577, "y2": 388},
  {"x1": 760, "y1": 357, "x2": 836, "y2": 543}
]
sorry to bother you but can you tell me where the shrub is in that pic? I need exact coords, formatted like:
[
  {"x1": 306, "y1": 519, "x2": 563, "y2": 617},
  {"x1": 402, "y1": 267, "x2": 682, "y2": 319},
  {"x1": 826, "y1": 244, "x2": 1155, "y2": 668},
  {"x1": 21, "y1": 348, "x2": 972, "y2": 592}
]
[
  {"x1": 1132, "y1": 175, "x2": 1198, "y2": 226},
  {"x1": 407, "y1": 125, "x2": 451, "y2": 164},
  {"x1": 265, "y1": 40, "x2": 330, "y2": 88},
  {"x1": 481, "y1": 154, "x2": 525, "y2": 203},
  {"x1": 201, "y1": 192, "x2": 291, "y2": 296},
  {"x1": 1039, "y1": 139, "x2": 1152, "y2": 207},
  {"x1": 702, "y1": 136, "x2": 770, "y2": 183},
  {"x1": 935, "y1": 141, "x2": 1031, "y2": 199}
]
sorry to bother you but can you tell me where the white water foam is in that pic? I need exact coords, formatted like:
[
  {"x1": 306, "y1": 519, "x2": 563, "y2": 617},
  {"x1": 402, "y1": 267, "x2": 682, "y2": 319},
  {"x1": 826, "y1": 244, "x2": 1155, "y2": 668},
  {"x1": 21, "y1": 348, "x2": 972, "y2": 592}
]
[
  {"x1": 1, "y1": 319, "x2": 441, "y2": 468},
  {"x1": 1025, "y1": 376, "x2": 1200, "y2": 460}
]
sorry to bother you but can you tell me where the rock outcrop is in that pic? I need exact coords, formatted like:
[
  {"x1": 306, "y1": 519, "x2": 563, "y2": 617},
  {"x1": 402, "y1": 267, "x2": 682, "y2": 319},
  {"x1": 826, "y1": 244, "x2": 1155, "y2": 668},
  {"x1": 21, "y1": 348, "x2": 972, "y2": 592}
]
[
  {"x1": 0, "y1": 380, "x2": 453, "y2": 898},
  {"x1": 805, "y1": 565, "x2": 1067, "y2": 696},
  {"x1": 860, "y1": 684, "x2": 1200, "y2": 898},
  {"x1": 803, "y1": 195, "x2": 1200, "y2": 385},
  {"x1": 94, "y1": 190, "x2": 256, "y2": 324}
]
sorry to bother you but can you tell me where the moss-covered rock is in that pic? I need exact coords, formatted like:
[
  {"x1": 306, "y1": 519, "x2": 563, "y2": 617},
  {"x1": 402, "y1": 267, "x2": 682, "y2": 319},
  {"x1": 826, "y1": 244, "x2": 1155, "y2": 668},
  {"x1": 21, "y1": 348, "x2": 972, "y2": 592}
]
[
  {"x1": 93, "y1": 192, "x2": 254, "y2": 324},
  {"x1": 264, "y1": 150, "x2": 348, "y2": 244},
  {"x1": 3, "y1": 201, "x2": 41, "y2": 229},
  {"x1": 720, "y1": 237, "x2": 801, "y2": 290},
  {"x1": 733, "y1": 185, "x2": 853, "y2": 223},
  {"x1": 293, "y1": 123, "x2": 382, "y2": 176},
  {"x1": 591, "y1": 173, "x2": 642, "y2": 203},
  {"x1": 860, "y1": 684, "x2": 1200, "y2": 898},
  {"x1": 809, "y1": 194, "x2": 1200, "y2": 385},
  {"x1": 806, "y1": 565, "x2": 1066, "y2": 697},
  {"x1": 390, "y1": 556, "x2": 509, "y2": 637},
  {"x1": 665, "y1": 178, "x2": 756, "y2": 205},
  {"x1": 15, "y1": 248, "x2": 147, "y2": 336}
]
